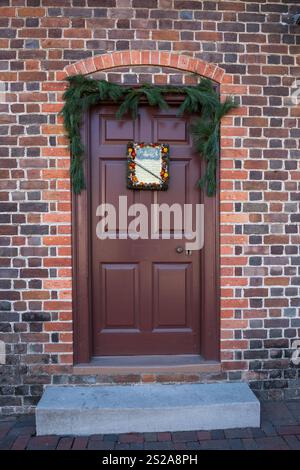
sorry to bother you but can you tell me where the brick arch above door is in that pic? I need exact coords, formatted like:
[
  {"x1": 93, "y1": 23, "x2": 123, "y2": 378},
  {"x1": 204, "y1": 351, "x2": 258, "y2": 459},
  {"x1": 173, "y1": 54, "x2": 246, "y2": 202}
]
[{"x1": 60, "y1": 50, "x2": 232, "y2": 86}]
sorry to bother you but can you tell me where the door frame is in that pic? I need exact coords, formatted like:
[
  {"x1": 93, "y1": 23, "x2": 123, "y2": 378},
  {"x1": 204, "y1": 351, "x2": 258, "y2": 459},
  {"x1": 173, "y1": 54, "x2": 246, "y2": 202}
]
[{"x1": 72, "y1": 94, "x2": 220, "y2": 364}]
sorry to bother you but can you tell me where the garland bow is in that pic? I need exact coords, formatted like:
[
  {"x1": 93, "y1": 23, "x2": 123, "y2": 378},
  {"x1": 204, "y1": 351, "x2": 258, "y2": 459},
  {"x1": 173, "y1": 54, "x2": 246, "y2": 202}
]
[{"x1": 61, "y1": 75, "x2": 237, "y2": 196}]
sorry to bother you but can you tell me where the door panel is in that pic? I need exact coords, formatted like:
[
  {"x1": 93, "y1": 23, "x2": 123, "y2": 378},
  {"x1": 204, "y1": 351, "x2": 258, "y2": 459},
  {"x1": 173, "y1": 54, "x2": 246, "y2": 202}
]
[
  {"x1": 101, "y1": 263, "x2": 139, "y2": 330},
  {"x1": 155, "y1": 117, "x2": 188, "y2": 143},
  {"x1": 91, "y1": 104, "x2": 202, "y2": 355},
  {"x1": 101, "y1": 115, "x2": 138, "y2": 143},
  {"x1": 152, "y1": 263, "x2": 192, "y2": 330}
]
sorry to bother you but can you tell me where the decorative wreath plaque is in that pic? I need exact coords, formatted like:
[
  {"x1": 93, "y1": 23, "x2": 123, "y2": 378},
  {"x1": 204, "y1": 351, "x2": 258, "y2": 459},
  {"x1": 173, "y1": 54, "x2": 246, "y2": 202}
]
[{"x1": 127, "y1": 142, "x2": 169, "y2": 190}]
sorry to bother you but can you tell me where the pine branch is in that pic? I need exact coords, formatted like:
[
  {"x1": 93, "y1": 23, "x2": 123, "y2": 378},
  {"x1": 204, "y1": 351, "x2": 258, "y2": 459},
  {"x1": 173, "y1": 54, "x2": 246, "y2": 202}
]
[{"x1": 61, "y1": 74, "x2": 238, "y2": 196}]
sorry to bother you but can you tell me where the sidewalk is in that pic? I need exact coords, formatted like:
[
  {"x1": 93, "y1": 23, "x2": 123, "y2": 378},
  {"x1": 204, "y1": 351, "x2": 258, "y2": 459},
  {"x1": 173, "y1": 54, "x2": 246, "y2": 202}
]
[{"x1": 0, "y1": 400, "x2": 300, "y2": 450}]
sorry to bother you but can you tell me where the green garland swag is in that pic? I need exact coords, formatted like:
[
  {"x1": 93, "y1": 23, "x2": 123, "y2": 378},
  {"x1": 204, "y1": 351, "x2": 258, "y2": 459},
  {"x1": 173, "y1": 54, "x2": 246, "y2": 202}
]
[{"x1": 61, "y1": 74, "x2": 238, "y2": 196}]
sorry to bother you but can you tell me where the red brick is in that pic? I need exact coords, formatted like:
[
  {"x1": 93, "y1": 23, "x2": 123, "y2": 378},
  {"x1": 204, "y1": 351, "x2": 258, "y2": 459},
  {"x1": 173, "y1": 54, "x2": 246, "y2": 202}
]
[
  {"x1": 56, "y1": 437, "x2": 74, "y2": 450},
  {"x1": 72, "y1": 437, "x2": 88, "y2": 450},
  {"x1": 18, "y1": 7, "x2": 45, "y2": 17},
  {"x1": 11, "y1": 435, "x2": 31, "y2": 451},
  {"x1": 27, "y1": 436, "x2": 59, "y2": 450},
  {"x1": 152, "y1": 30, "x2": 179, "y2": 41},
  {"x1": 197, "y1": 431, "x2": 211, "y2": 441},
  {"x1": 119, "y1": 433, "x2": 144, "y2": 444}
]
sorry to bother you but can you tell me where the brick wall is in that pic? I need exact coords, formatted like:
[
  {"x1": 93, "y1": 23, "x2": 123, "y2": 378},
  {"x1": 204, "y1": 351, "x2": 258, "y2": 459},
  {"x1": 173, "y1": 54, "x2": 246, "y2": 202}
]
[{"x1": 1, "y1": 0, "x2": 300, "y2": 414}]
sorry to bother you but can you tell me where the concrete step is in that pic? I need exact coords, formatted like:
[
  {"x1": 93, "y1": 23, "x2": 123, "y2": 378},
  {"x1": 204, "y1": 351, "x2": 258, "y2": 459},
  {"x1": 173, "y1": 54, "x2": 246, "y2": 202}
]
[{"x1": 36, "y1": 382, "x2": 260, "y2": 436}]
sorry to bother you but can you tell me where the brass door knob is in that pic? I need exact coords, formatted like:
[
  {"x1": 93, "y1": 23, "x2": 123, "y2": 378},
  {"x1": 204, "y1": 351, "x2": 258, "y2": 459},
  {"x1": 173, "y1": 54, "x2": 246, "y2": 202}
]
[{"x1": 176, "y1": 246, "x2": 184, "y2": 254}]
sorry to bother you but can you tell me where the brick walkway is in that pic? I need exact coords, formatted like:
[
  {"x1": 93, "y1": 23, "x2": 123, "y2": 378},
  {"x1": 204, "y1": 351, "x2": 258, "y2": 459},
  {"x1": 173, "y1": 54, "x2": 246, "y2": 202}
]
[{"x1": 0, "y1": 401, "x2": 300, "y2": 450}]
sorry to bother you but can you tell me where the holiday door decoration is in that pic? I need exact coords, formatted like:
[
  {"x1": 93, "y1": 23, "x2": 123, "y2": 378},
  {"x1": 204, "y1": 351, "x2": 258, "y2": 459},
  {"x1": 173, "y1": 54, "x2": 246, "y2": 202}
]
[
  {"x1": 127, "y1": 142, "x2": 169, "y2": 190},
  {"x1": 62, "y1": 75, "x2": 238, "y2": 196}
]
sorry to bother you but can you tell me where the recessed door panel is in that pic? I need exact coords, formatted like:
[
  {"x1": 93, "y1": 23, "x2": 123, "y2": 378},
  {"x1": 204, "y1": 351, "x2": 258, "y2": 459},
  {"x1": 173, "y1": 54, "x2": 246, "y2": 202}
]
[
  {"x1": 153, "y1": 263, "x2": 192, "y2": 330},
  {"x1": 101, "y1": 263, "x2": 139, "y2": 330},
  {"x1": 154, "y1": 117, "x2": 189, "y2": 143},
  {"x1": 101, "y1": 116, "x2": 138, "y2": 143}
]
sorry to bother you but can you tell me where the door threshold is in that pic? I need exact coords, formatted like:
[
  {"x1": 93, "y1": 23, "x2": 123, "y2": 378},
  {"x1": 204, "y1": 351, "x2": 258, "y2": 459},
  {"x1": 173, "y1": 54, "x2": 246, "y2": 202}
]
[{"x1": 73, "y1": 355, "x2": 221, "y2": 375}]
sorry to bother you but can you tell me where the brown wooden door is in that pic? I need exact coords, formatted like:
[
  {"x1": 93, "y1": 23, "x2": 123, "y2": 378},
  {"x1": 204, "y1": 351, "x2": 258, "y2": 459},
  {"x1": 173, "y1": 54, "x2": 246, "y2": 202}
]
[{"x1": 90, "y1": 103, "x2": 203, "y2": 356}]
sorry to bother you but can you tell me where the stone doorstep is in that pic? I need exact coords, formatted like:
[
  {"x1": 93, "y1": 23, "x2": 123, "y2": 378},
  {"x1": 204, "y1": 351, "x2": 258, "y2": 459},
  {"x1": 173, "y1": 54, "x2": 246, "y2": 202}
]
[
  {"x1": 73, "y1": 354, "x2": 221, "y2": 376},
  {"x1": 36, "y1": 382, "x2": 260, "y2": 436}
]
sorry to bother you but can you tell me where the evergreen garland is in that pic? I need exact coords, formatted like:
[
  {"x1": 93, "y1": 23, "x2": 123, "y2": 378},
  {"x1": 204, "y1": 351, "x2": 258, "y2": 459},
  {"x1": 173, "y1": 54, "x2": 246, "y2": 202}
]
[{"x1": 61, "y1": 74, "x2": 237, "y2": 196}]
